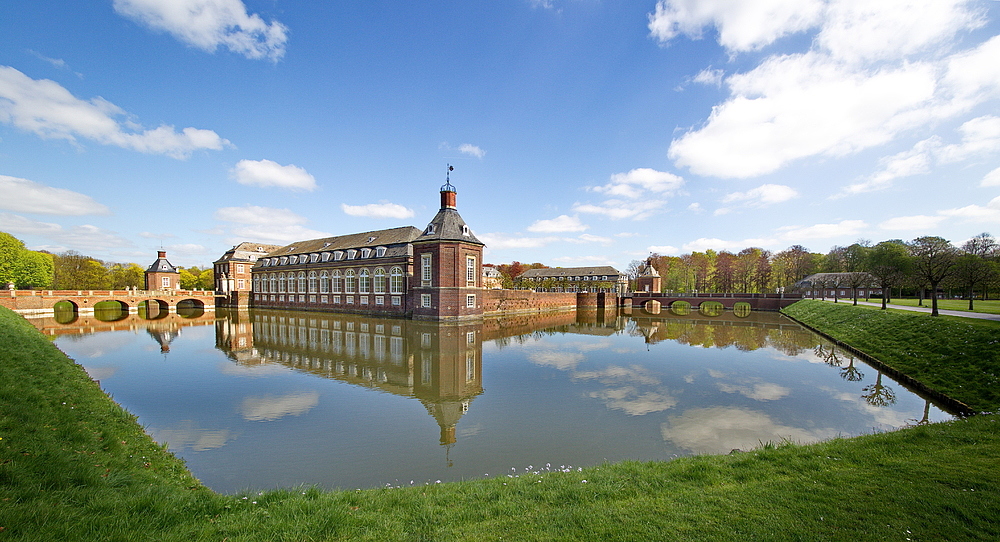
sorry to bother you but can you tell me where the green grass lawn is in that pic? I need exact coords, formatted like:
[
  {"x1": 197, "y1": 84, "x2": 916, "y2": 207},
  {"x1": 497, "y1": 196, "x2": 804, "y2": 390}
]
[
  {"x1": 3, "y1": 303, "x2": 1000, "y2": 541},
  {"x1": 865, "y1": 297, "x2": 1000, "y2": 315}
]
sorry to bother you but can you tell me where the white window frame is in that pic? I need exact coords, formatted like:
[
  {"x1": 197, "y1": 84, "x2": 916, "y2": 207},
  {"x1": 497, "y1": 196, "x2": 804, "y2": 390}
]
[
  {"x1": 421, "y1": 294, "x2": 431, "y2": 308},
  {"x1": 466, "y1": 294, "x2": 475, "y2": 308},
  {"x1": 421, "y1": 254, "x2": 432, "y2": 284}
]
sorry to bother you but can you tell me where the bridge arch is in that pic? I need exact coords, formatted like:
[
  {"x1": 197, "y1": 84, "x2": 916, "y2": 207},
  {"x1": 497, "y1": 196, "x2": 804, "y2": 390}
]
[
  {"x1": 670, "y1": 300, "x2": 691, "y2": 316},
  {"x1": 176, "y1": 298, "x2": 206, "y2": 318},
  {"x1": 642, "y1": 299, "x2": 661, "y2": 315},
  {"x1": 138, "y1": 299, "x2": 170, "y2": 320},
  {"x1": 94, "y1": 300, "x2": 130, "y2": 322},
  {"x1": 698, "y1": 301, "x2": 724, "y2": 317},
  {"x1": 53, "y1": 300, "x2": 79, "y2": 324},
  {"x1": 733, "y1": 301, "x2": 752, "y2": 317}
]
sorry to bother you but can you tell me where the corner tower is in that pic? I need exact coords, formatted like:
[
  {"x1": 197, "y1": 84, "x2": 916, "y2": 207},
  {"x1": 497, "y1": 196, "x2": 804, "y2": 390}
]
[
  {"x1": 145, "y1": 250, "x2": 180, "y2": 291},
  {"x1": 411, "y1": 169, "x2": 485, "y2": 320}
]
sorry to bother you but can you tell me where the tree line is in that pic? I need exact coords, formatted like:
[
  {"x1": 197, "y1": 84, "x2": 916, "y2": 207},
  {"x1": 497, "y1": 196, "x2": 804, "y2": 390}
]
[
  {"x1": 0, "y1": 231, "x2": 214, "y2": 290},
  {"x1": 626, "y1": 234, "x2": 998, "y2": 316}
]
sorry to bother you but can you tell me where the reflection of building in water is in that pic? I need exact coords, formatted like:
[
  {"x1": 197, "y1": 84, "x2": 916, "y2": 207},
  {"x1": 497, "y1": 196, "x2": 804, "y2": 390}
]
[
  {"x1": 629, "y1": 312, "x2": 820, "y2": 355},
  {"x1": 215, "y1": 310, "x2": 483, "y2": 446},
  {"x1": 147, "y1": 324, "x2": 181, "y2": 354}
]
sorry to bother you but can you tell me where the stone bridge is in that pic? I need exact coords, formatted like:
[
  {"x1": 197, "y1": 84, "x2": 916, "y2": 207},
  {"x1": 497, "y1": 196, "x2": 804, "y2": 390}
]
[
  {"x1": 622, "y1": 292, "x2": 802, "y2": 315},
  {"x1": 0, "y1": 289, "x2": 217, "y2": 317}
]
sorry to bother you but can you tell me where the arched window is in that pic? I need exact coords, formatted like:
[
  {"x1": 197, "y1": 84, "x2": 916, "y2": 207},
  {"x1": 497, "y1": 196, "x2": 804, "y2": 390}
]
[
  {"x1": 298, "y1": 272, "x2": 307, "y2": 293},
  {"x1": 270, "y1": 273, "x2": 276, "y2": 293},
  {"x1": 320, "y1": 271, "x2": 329, "y2": 294},
  {"x1": 359, "y1": 269, "x2": 370, "y2": 293},
  {"x1": 345, "y1": 269, "x2": 356, "y2": 293},
  {"x1": 308, "y1": 271, "x2": 318, "y2": 293},
  {"x1": 332, "y1": 270, "x2": 342, "y2": 293},
  {"x1": 253, "y1": 276, "x2": 260, "y2": 292},
  {"x1": 279, "y1": 273, "x2": 286, "y2": 293},
  {"x1": 390, "y1": 267, "x2": 403, "y2": 294},
  {"x1": 374, "y1": 268, "x2": 386, "y2": 294}
]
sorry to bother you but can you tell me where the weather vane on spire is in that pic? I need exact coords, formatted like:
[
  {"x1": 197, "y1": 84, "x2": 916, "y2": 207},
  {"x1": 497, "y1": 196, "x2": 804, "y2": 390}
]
[{"x1": 442, "y1": 164, "x2": 455, "y2": 192}]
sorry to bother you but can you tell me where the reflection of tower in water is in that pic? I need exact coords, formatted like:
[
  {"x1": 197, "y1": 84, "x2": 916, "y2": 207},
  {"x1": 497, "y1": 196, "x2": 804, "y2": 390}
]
[
  {"x1": 230, "y1": 310, "x2": 484, "y2": 458},
  {"x1": 146, "y1": 324, "x2": 180, "y2": 355}
]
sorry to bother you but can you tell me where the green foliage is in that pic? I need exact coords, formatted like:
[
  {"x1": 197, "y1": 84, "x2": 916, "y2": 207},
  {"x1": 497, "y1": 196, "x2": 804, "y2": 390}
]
[{"x1": 0, "y1": 231, "x2": 54, "y2": 288}]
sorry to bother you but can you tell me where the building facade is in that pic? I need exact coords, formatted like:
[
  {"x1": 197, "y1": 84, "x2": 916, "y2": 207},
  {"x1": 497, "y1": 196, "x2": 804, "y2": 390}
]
[
  {"x1": 145, "y1": 250, "x2": 180, "y2": 291},
  {"x1": 215, "y1": 242, "x2": 283, "y2": 294},
  {"x1": 516, "y1": 266, "x2": 628, "y2": 294},
  {"x1": 794, "y1": 272, "x2": 882, "y2": 299},
  {"x1": 249, "y1": 182, "x2": 485, "y2": 320}
]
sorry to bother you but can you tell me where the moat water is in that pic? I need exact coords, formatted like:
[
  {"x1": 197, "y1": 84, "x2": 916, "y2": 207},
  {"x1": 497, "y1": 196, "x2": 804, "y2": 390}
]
[{"x1": 35, "y1": 307, "x2": 953, "y2": 493}]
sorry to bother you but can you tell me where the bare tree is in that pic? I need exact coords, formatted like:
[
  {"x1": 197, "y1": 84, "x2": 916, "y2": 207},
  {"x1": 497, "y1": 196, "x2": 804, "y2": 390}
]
[{"x1": 909, "y1": 236, "x2": 958, "y2": 316}]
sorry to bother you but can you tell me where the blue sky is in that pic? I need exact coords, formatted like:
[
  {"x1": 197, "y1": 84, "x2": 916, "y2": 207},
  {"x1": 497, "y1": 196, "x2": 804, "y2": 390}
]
[{"x1": 2, "y1": 0, "x2": 999, "y2": 270}]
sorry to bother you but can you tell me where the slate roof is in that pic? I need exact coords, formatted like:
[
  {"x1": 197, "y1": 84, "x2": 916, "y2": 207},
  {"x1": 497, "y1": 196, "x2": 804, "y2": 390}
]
[
  {"x1": 519, "y1": 266, "x2": 622, "y2": 279},
  {"x1": 146, "y1": 254, "x2": 178, "y2": 274},
  {"x1": 265, "y1": 226, "x2": 424, "y2": 258},
  {"x1": 413, "y1": 208, "x2": 484, "y2": 246},
  {"x1": 215, "y1": 242, "x2": 284, "y2": 264}
]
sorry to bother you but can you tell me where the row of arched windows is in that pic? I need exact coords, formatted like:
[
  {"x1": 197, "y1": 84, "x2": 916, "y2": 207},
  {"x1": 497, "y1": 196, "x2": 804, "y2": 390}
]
[{"x1": 253, "y1": 267, "x2": 405, "y2": 295}]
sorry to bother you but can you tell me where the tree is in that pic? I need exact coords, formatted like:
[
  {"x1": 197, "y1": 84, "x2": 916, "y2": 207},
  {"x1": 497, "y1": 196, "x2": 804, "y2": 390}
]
[
  {"x1": 866, "y1": 240, "x2": 912, "y2": 309},
  {"x1": 0, "y1": 232, "x2": 54, "y2": 288},
  {"x1": 908, "y1": 236, "x2": 958, "y2": 316},
  {"x1": 841, "y1": 243, "x2": 871, "y2": 305},
  {"x1": 108, "y1": 263, "x2": 145, "y2": 289},
  {"x1": 53, "y1": 251, "x2": 111, "y2": 289}
]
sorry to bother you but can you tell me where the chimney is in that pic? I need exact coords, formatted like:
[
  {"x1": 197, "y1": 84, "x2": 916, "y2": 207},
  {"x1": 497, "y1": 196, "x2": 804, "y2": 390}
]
[{"x1": 158, "y1": 250, "x2": 167, "y2": 258}]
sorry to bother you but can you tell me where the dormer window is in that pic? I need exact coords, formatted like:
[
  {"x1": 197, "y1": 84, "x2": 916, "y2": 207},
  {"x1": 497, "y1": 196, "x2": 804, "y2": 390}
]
[
  {"x1": 321, "y1": 252, "x2": 331, "y2": 262},
  {"x1": 425, "y1": 224, "x2": 435, "y2": 234},
  {"x1": 289, "y1": 255, "x2": 298, "y2": 264},
  {"x1": 323, "y1": 242, "x2": 332, "y2": 248},
  {"x1": 462, "y1": 225, "x2": 470, "y2": 236},
  {"x1": 310, "y1": 253, "x2": 320, "y2": 263},
  {"x1": 361, "y1": 248, "x2": 371, "y2": 258},
  {"x1": 375, "y1": 246, "x2": 386, "y2": 257},
  {"x1": 347, "y1": 249, "x2": 357, "y2": 259},
  {"x1": 368, "y1": 236, "x2": 377, "y2": 243},
  {"x1": 279, "y1": 256, "x2": 288, "y2": 265},
  {"x1": 334, "y1": 251, "x2": 344, "y2": 261},
  {"x1": 256, "y1": 246, "x2": 263, "y2": 251}
]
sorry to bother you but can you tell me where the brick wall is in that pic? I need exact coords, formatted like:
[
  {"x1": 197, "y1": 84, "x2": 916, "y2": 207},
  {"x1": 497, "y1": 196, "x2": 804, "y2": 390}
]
[{"x1": 481, "y1": 290, "x2": 578, "y2": 315}]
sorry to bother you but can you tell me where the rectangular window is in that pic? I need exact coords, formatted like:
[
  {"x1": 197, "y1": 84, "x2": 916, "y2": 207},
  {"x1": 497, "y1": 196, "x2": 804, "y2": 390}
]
[
  {"x1": 421, "y1": 254, "x2": 432, "y2": 284},
  {"x1": 333, "y1": 295, "x2": 341, "y2": 304},
  {"x1": 375, "y1": 296, "x2": 384, "y2": 305},
  {"x1": 309, "y1": 295, "x2": 316, "y2": 303},
  {"x1": 346, "y1": 296, "x2": 354, "y2": 304},
  {"x1": 466, "y1": 256, "x2": 476, "y2": 286},
  {"x1": 237, "y1": 264, "x2": 245, "y2": 274},
  {"x1": 237, "y1": 279, "x2": 245, "y2": 289},
  {"x1": 298, "y1": 295, "x2": 305, "y2": 303},
  {"x1": 360, "y1": 296, "x2": 369, "y2": 305},
  {"x1": 421, "y1": 294, "x2": 431, "y2": 308},
  {"x1": 162, "y1": 277, "x2": 170, "y2": 288},
  {"x1": 391, "y1": 296, "x2": 401, "y2": 306},
  {"x1": 466, "y1": 294, "x2": 476, "y2": 308},
  {"x1": 320, "y1": 295, "x2": 328, "y2": 303}
]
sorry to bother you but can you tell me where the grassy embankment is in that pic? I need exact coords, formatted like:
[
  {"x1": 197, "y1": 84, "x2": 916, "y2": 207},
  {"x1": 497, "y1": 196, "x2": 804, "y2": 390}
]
[
  {"x1": 856, "y1": 297, "x2": 1000, "y2": 315},
  {"x1": 2, "y1": 302, "x2": 999, "y2": 541}
]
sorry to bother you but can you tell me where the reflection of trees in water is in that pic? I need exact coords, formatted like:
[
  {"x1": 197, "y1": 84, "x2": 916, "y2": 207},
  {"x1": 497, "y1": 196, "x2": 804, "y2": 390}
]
[
  {"x1": 861, "y1": 371, "x2": 896, "y2": 407},
  {"x1": 840, "y1": 355, "x2": 865, "y2": 382}
]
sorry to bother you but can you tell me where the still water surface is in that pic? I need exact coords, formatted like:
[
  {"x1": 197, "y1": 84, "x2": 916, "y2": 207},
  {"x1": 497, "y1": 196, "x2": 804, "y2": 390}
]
[{"x1": 37, "y1": 308, "x2": 953, "y2": 493}]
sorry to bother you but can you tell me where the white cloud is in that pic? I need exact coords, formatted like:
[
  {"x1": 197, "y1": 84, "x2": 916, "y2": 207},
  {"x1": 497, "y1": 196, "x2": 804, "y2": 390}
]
[
  {"x1": 669, "y1": 53, "x2": 938, "y2": 178},
  {"x1": 214, "y1": 205, "x2": 330, "y2": 243},
  {"x1": 982, "y1": 166, "x2": 1000, "y2": 187},
  {"x1": 816, "y1": 0, "x2": 985, "y2": 64},
  {"x1": 166, "y1": 243, "x2": 209, "y2": 255},
  {"x1": 340, "y1": 202, "x2": 415, "y2": 219},
  {"x1": 721, "y1": 183, "x2": 798, "y2": 206},
  {"x1": 777, "y1": 219, "x2": 868, "y2": 240},
  {"x1": 572, "y1": 199, "x2": 666, "y2": 220},
  {"x1": 648, "y1": 245, "x2": 679, "y2": 255},
  {"x1": 0, "y1": 66, "x2": 229, "y2": 158},
  {"x1": 839, "y1": 138, "x2": 936, "y2": 196},
  {"x1": 551, "y1": 255, "x2": 616, "y2": 265},
  {"x1": 240, "y1": 391, "x2": 319, "y2": 421},
  {"x1": 937, "y1": 115, "x2": 1000, "y2": 163},
  {"x1": 682, "y1": 237, "x2": 777, "y2": 252},
  {"x1": 938, "y1": 196, "x2": 1000, "y2": 223},
  {"x1": 591, "y1": 168, "x2": 684, "y2": 199},
  {"x1": 527, "y1": 215, "x2": 588, "y2": 233},
  {"x1": 648, "y1": 0, "x2": 824, "y2": 52},
  {"x1": 878, "y1": 214, "x2": 947, "y2": 231},
  {"x1": 571, "y1": 234, "x2": 612, "y2": 245},
  {"x1": 692, "y1": 67, "x2": 724, "y2": 87},
  {"x1": 148, "y1": 420, "x2": 234, "y2": 452},
  {"x1": 0, "y1": 175, "x2": 110, "y2": 215},
  {"x1": 139, "y1": 231, "x2": 176, "y2": 239},
  {"x1": 527, "y1": 351, "x2": 584, "y2": 370},
  {"x1": 113, "y1": 0, "x2": 288, "y2": 61},
  {"x1": 458, "y1": 143, "x2": 486, "y2": 158},
  {"x1": 0, "y1": 213, "x2": 133, "y2": 252},
  {"x1": 477, "y1": 232, "x2": 559, "y2": 250},
  {"x1": 230, "y1": 159, "x2": 317, "y2": 191},
  {"x1": 661, "y1": 406, "x2": 838, "y2": 454},
  {"x1": 659, "y1": 0, "x2": 994, "y2": 180}
]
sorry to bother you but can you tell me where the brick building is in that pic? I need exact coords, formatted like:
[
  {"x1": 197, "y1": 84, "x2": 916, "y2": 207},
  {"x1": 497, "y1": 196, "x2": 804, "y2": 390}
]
[
  {"x1": 516, "y1": 266, "x2": 628, "y2": 293},
  {"x1": 215, "y1": 242, "x2": 283, "y2": 294},
  {"x1": 145, "y1": 250, "x2": 180, "y2": 291},
  {"x1": 249, "y1": 181, "x2": 485, "y2": 320}
]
